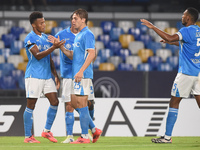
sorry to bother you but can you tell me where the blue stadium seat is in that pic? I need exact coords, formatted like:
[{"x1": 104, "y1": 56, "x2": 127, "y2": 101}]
[
  {"x1": 93, "y1": 56, "x2": 102, "y2": 69},
  {"x1": 109, "y1": 27, "x2": 124, "y2": 41},
  {"x1": 165, "y1": 43, "x2": 179, "y2": 55},
  {"x1": 11, "y1": 70, "x2": 25, "y2": 89},
  {"x1": 1, "y1": 34, "x2": 16, "y2": 48},
  {"x1": 107, "y1": 41, "x2": 122, "y2": 55},
  {"x1": 128, "y1": 27, "x2": 141, "y2": 41},
  {"x1": 0, "y1": 75, "x2": 17, "y2": 89},
  {"x1": 51, "y1": 27, "x2": 63, "y2": 36},
  {"x1": 98, "y1": 48, "x2": 114, "y2": 62},
  {"x1": 97, "y1": 34, "x2": 111, "y2": 48},
  {"x1": 137, "y1": 63, "x2": 153, "y2": 71},
  {"x1": 136, "y1": 21, "x2": 148, "y2": 34},
  {"x1": 138, "y1": 34, "x2": 153, "y2": 47},
  {"x1": 116, "y1": 48, "x2": 131, "y2": 62},
  {"x1": 157, "y1": 63, "x2": 173, "y2": 71},
  {"x1": 10, "y1": 27, "x2": 25, "y2": 40},
  {"x1": 166, "y1": 56, "x2": 179, "y2": 70},
  {"x1": 52, "y1": 55, "x2": 60, "y2": 71},
  {"x1": 147, "y1": 56, "x2": 162, "y2": 70},
  {"x1": 117, "y1": 63, "x2": 133, "y2": 71},
  {"x1": 0, "y1": 63, "x2": 15, "y2": 76},
  {"x1": 10, "y1": 40, "x2": 24, "y2": 54},
  {"x1": 100, "y1": 21, "x2": 115, "y2": 34},
  {"x1": 59, "y1": 20, "x2": 71, "y2": 29},
  {"x1": 146, "y1": 41, "x2": 162, "y2": 54},
  {"x1": 0, "y1": 48, "x2": 12, "y2": 62},
  {"x1": 176, "y1": 21, "x2": 184, "y2": 30}
]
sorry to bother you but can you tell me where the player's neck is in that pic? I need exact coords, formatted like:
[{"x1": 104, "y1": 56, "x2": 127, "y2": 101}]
[
  {"x1": 33, "y1": 28, "x2": 42, "y2": 36},
  {"x1": 78, "y1": 24, "x2": 86, "y2": 32}
]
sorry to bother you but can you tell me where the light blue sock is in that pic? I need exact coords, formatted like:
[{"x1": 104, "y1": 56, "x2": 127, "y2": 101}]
[
  {"x1": 165, "y1": 107, "x2": 178, "y2": 136},
  {"x1": 89, "y1": 110, "x2": 94, "y2": 120},
  {"x1": 23, "y1": 107, "x2": 33, "y2": 137},
  {"x1": 45, "y1": 105, "x2": 58, "y2": 130},
  {"x1": 66, "y1": 112, "x2": 74, "y2": 135},
  {"x1": 79, "y1": 106, "x2": 90, "y2": 134}
]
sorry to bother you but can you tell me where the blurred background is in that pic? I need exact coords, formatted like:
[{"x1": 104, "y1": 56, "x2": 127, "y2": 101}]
[{"x1": 0, "y1": 0, "x2": 200, "y2": 98}]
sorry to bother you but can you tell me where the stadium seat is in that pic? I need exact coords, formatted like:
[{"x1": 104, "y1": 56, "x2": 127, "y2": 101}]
[
  {"x1": 93, "y1": 56, "x2": 102, "y2": 69},
  {"x1": 107, "y1": 56, "x2": 123, "y2": 68},
  {"x1": 98, "y1": 48, "x2": 114, "y2": 62},
  {"x1": 0, "y1": 48, "x2": 12, "y2": 62},
  {"x1": 18, "y1": 20, "x2": 32, "y2": 33},
  {"x1": 89, "y1": 27, "x2": 103, "y2": 40},
  {"x1": 109, "y1": 27, "x2": 124, "y2": 41},
  {"x1": 128, "y1": 27, "x2": 141, "y2": 41},
  {"x1": 95, "y1": 41, "x2": 105, "y2": 54},
  {"x1": 99, "y1": 62, "x2": 115, "y2": 71},
  {"x1": 156, "y1": 48, "x2": 172, "y2": 62},
  {"x1": 100, "y1": 21, "x2": 115, "y2": 34},
  {"x1": 0, "y1": 63, "x2": 15, "y2": 76},
  {"x1": 59, "y1": 20, "x2": 71, "y2": 29},
  {"x1": 17, "y1": 62, "x2": 28, "y2": 73},
  {"x1": 176, "y1": 21, "x2": 184, "y2": 30},
  {"x1": 128, "y1": 41, "x2": 144, "y2": 55},
  {"x1": 11, "y1": 70, "x2": 25, "y2": 90},
  {"x1": 107, "y1": 41, "x2": 122, "y2": 55},
  {"x1": 51, "y1": 27, "x2": 63, "y2": 36},
  {"x1": 97, "y1": 34, "x2": 111, "y2": 48},
  {"x1": 154, "y1": 21, "x2": 170, "y2": 30},
  {"x1": 0, "y1": 26, "x2": 9, "y2": 39},
  {"x1": 126, "y1": 55, "x2": 142, "y2": 70},
  {"x1": 119, "y1": 34, "x2": 134, "y2": 48},
  {"x1": 137, "y1": 63, "x2": 153, "y2": 71},
  {"x1": 165, "y1": 43, "x2": 179, "y2": 55},
  {"x1": 20, "y1": 48, "x2": 28, "y2": 62},
  {"x1": 136, "y1": 21, "x2": 148, "y2": 34},
  {"x1": 19, "y1": 33, "x2": 28, "y2": 41},
  {"x1": 147, "y1": 56, "x2": 162, "y2": 70},
  {"x1": 10, "y1": 26, "x2": 25, "y2": 40},
  {"x1": 196, "y1": 21, "x2": 200, "y2": 27},
  {"x1": 116, "y1": 48, "x2": 132, "y2": 62},
  {"x1": 0, "y1": 55, "x2": 5, "y2": 63},
  {"x1": 117, "y1": 63, "x2": 133, "y2": 71},
  {"x1": 138, "y1": 48, "x2": 154, "y2": 63},
  {"x1": 166, "y1": 56, "x2": 179, "y2": 70},
  {"x1": 1, "y1": 34, "x2": 16, "y2": 48},
  {"x1": 87, "y1": 20, "x2": 94, "y2": 28},
  {"x1": 0, "y1": 40, "x2": 5, "y2": 49},
  {"x1": 146, "y1": 41, "x2": 162, "y2": 54},
  {"x1": 0, "y1": 75, "x2": 17, "y2": 89},
  {"x1": 1, "y1": 20, "x2": 16, "y2": 31},
  {"x1": 157, "y1": 63, "x2": 173, "y2": 71},
  {"x1": 164, "y1": 27, "x2": 178, "y2": 35},
  {"x1": 10, "y1": 40, "x2": 24, "y2": 54},
  {"x1": 45, "y1": 20, "x2": 58, "y2": 34},
  {"x1": 118, "y1": 20, "x2": 134, "y2": 33},
  {"x1": 138, "y1": 34, "x2": 153, "y2": 47},
  {"x1": 52, "y1": 55, "x2": 60, "y2": 71},
  {"x1": 7, "y1": 55, "x2": 24, "y2": 68}
]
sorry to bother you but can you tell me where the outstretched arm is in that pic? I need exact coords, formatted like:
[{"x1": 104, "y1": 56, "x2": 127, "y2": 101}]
[
  {"x1": 140, "y1": 19, "x2": 179, "y2": 43},
  {"x1": 160, "y1": 39, "x2": 179, "y2": 46}
]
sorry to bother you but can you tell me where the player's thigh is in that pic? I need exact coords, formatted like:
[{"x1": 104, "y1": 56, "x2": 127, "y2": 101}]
[
  {"x1": 61, "y1": 78, "x2": 72, "y2": 103},
  {"x1": 171, "y1": 73, "x2": 194, "y2": 98},
  {"x1": 25, "y1": 78, "x2": 44, "y2": 99}
]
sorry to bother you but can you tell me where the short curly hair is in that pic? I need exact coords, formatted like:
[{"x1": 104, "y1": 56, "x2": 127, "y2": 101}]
[{"x1": 29, "y1": 11, "x2": 43, "y2": 25}]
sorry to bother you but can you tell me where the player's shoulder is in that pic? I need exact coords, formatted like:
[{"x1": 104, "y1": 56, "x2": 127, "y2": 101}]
[
  {"x1": 84, "y1": 27, "x2": 94, "y2": 37},
  {"x1": 55, "y1": 28, "x2": 68, "y2": 37},
  {"x1": 24, "y1": 31, "x2": 36, "y2": 42}
]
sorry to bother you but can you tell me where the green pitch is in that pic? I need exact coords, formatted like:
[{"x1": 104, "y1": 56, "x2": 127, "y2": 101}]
[{"x1": 0, "y1": 136, "x2": 200, "y2": 150}]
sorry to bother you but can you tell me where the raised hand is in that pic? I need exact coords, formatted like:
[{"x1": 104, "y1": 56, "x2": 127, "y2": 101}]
[{"x1": 140, "y1": 19, "x2": 154, "y2": 29}]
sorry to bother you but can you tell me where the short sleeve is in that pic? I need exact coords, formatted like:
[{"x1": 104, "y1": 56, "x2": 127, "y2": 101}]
[
  {"x1": 178, "y1": 27, "x2": 189, "y2": 42},
  {"x1": 84, "y1": 32, "x2": 95, "y2": 51},
  {"x1": 24, "y1": 36, "x2": 36, "y2": 50}
]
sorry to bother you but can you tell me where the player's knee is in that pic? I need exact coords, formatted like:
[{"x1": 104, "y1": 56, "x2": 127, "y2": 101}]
[{"x1": 50, "y1": 99, "x2": 59, "y2": 106}]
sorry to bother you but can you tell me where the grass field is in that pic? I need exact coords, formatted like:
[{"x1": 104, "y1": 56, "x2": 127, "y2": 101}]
[{"x1": 1, "y1": 136, "x2": 200, "y2": 150}]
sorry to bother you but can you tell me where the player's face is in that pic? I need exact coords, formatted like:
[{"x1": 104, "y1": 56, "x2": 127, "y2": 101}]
[
  {"x1": 72, "y1": 14, "x2": 85, "y2": 31},
  {"x1": 182, "y1": 10, "x2": 188, "y2": 26},
  {"x1": 32, "y1": 18, "x2": 46, "y2": 34}
]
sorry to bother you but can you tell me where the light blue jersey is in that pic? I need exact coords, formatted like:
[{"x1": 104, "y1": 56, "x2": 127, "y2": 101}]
[
  {"x1": 55, "y1": 27, "x2": 75, "y2": 78},
  {"x1": 177, "y1": 25, "x2": 200, "y2": 76},
  {"x1": 24, "y1": 31, "x2": 52, "y2": 79},
  {"x1": 72, "y1": 26, "x2": 95, "y2": 79}
]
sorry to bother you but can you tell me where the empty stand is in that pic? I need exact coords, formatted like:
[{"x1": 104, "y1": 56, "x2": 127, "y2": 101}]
[
  {"x1": 98, "y1": 48, "x2": 114, "y2": 62},
  {"x1": 7, "y1": 55, "x2": 23, "y2": 68},
  {"x1": 99, "y1": 62, "x2": 115, "y2": 71},
  {"x1": 116, "y1": 48, "x2": 131, "y2": 62},
  {"x1": 1, "y1": 34, "x2": 16, "y2": 48},
  {"x1": 10, "y1": 26, "x2": 25, "y2": 40},
  {"x1": 45, "y1": 20, "x2": 58, "y2": 34},
  {"x1": 146, "y1": 41, "x2": 162, "y2": 54},
  {"x1": 137, "y1": 63, "x2": 153, "y2": 71},
  {"x1": 0, "y1": 40, "x2": 5, "y2": 49},
  {"x1": 119, "y1": 34, "x2": 134, "y2": 48},
  {"x1": 87, "y1": 20, "x2": 94, "y2": 28},
  {"x1": 18, "y1": 20, "x2": 32, "y2": 33},
  {"x1": 118, "y1": 20, "x2": 134, "y2": 33},
  {"x1": 0, "y1": 48, "x2": 12, "y2": 62},
  {"x1": 107, "y1": 41, "x2": 122, "y2": 55},
  {"x1": 95, "y1": 41, "x2": 105, "y2": 54},
  {"x1": 156, "y1": 48, "x2": 172, "y2": 62},
  {"x1": 100, "y1": 21, "x2": 115, "y2": 34},
  {"x1": 166, "y1": 56, "x2": 179, "y2": 70},
  {"x1": 157, "y1": 63, "x2": 173, "y2": 71},
  {"x1": 128, "y1": 41, "x2": 144, "y2": 55},
  {"x1": 59, "y1": 20, "x2": 71, "y2": 29},
  {"x1": 89, "y1": 27, "x2": 103, "y2": 40},
  {"x1": 147, "y1": 56, "x2": 162, "y2": 70},
  {"x1": 10, "y1": 40, "x2": 24, "y2": 54},
  {"x1": 0, "y1": 55, "x2": 5, "y2": 63},
  {"x1": 109, "y1": 27, "x2": 124, "y2": 41},
  {"x1": 0, "y1": 63, "x2": 15, "y2": 76},
  {"x1": 136, "y1": 21, "x2": 148, "y2": 34},
  {"x1": 0, "y1": 75, "x2": 17, "y2": 89},
  {"x1": 138, "y1": 48, "x2": 154, "y2": 63},
  {"x1": 17, "y1": 62, "x2": 28, "y2": 73},
  {"x1": 107, "y1": 56, "x2": 123, "y2": 68},
  {"x1": 97, "y1": 34, "x2": 111, "y2": 48},
  {"x1": 0, "y1": 26, "x2": 9, "y2": 39},
  {"x1": 19, "y1": 33, "x2": 28, "y2": 41},
  {"x1": 20, "y1": 48, "x2": 28, "y2": 62},
  {"x1": 128, "y1": 27, "x2": 141, "y2": 41},
  {"x1": 117, "y1": 63, "x2": 133, "y2": 71},
  {"x1": 126, "y1": 55, "x2": 142, "y2": 70},
  {"x1": 93, "y1": 56, "x2": 101, "y2": 69},
  {"x1": 51, "y1": 27, "x2": 63, "y2": 36}
]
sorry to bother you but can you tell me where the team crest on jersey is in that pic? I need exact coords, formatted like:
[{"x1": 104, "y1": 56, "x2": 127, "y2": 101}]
[
  {"x1": 65, "y1": 44, "x2": 71, "y2": 49},
  {"x1": 27, "y1": 40, "x2": 31, "y2": 45}
]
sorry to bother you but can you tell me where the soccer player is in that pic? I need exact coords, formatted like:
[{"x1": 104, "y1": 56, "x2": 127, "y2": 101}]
[
  {"x1": 141, "y1": 7, "x2": 200, "y2": 143},
  {"x1": 23, "y1": 11, "x2": 65, "y2": 143},
  {"x1": 49, "y1": 8, "x2": 102, "y2": 144},
  {"x1": 54, "y1": 15, "x2": 95, "y2": 143}
]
